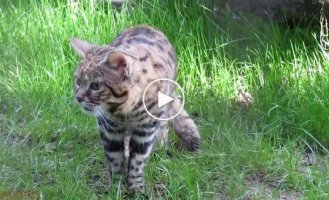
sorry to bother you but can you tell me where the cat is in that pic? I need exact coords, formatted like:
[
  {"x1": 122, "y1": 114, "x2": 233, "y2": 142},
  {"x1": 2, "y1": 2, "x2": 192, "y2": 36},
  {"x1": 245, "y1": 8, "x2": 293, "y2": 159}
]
[{"x1": 70, "y1": 25, "x2": 200, "y2": 192}]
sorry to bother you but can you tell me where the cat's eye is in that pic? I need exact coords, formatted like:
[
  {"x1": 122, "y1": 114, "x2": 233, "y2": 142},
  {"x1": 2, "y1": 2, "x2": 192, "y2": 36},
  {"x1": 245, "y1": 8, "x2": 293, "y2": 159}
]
[
  {"x1": 90, "y1": 82, "x2": 101, "y2": 90},
  {"x1": 76, "y1": 79, "x2": 81, "y2": 86}
]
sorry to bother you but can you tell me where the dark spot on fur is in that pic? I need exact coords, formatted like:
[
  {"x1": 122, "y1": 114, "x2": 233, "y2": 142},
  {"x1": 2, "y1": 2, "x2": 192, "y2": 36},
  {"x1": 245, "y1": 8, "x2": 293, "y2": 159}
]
[
  {"x1": 106, "y1": 155, "x2": 115, "y2": 162},
  {"x1": 156, "y1": 111, "x2": 164, "y2": 118},
  {"x1": 130, "y1": 139, "x2": 152, "y2": 154},
  {"x1": 102, "y1": 138, "x2": 124, "y2": 152},
  {"x1": 162, "y1": 39, "x2": 169, "y2": 44},
  {"x1": 139, "y1": 54, "x2": 149, "y2": 62},
  {"x1": 141, "y1": 120, "x2": 159, "y2": 129},
  {"x1": 132, "y1": 129, "x2": 155, "y2": 137},
  {"x1": 106, "y1": 86, "x2": 128, "y2": 98},
  {"x1": 128, "y1": 26, "x2": 157, "y2": 38},
  {"x1": 136, "y1": 161, "x2": 142, "y2": 166},
  {"x1": 142, "y1": 69, "x2": 148, "y2": 74},
  {"x1": 132, "y1": 101, "x2": 143, "y2": 111},
  {"x1": 133, "y1": 109, "x2": 147, "y2": 118},
  {"x1": 111, "y1": 34, "x2": 124, "y2": 47},
  {"x1": 127, "y1": 37, "x2": 154, "y2": 46},
  {"x1": 143, "y1": 100, "x2": 157, "y2": 112},
  {"x1": 153, "y1": 63, "x2": 164, "y2": 68},
  {"x1": 156, "y1": 43, "x2": 164, "y2": 51},
  {"x1": 168, "y1": 51, "x2": 175, "y2": 61},
  {"x1": 130, "y1": 174, "x2": 143, "y2": 179},
  {"x1": 130, "y1": 153, "x2": 136, "y2": 159}
]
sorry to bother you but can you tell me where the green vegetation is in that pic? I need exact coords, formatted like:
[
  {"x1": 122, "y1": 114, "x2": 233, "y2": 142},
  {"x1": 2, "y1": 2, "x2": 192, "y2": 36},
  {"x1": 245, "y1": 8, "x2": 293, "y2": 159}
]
[{"x1": 1, "y1": 0, "x2": 329, "y2": 199}]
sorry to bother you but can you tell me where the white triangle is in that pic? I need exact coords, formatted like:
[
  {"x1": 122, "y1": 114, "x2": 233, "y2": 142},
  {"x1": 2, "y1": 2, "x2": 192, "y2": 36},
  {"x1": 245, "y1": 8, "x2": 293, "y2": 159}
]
[{"x1": 157, "y1": 92, "x2": 174, "y2": 108}]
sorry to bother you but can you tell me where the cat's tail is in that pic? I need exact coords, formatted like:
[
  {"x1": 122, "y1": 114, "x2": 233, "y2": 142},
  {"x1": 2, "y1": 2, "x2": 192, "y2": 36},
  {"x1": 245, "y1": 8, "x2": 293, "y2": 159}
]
[{"x1": 169, "y1": 98, "x2": 200, "y2": 151}]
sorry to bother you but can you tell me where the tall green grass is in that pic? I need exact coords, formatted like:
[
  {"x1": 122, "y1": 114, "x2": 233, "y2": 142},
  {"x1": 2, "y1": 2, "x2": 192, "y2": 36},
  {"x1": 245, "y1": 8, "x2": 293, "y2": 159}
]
[{"x1": 1, "y1": 0, "x2": 329, "y2": 199}]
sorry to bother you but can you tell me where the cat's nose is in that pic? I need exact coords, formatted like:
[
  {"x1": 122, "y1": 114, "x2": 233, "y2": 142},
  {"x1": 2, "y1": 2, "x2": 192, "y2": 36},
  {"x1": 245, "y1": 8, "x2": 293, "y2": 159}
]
[{"x1": 76, "y1": 96, "x2": 83, "y2": 103}]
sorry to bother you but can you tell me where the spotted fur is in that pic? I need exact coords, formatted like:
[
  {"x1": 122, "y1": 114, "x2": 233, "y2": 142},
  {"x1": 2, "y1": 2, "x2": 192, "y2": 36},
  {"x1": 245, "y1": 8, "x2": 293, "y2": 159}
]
[{"x1": 70, "y1": 25, "x2": 200, "y2": 191}]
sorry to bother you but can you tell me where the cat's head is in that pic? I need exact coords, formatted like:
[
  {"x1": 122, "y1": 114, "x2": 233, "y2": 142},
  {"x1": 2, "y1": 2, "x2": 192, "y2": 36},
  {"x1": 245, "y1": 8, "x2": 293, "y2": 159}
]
[{"x1": 70, "y1": 38, "x2": 140, "y2": 116}]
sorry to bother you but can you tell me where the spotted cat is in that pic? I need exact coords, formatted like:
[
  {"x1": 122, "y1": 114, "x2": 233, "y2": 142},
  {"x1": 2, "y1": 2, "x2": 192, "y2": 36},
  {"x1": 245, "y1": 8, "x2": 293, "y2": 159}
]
[{"x1": 70, "y1": 25, "x2": 200, "y2": 191}]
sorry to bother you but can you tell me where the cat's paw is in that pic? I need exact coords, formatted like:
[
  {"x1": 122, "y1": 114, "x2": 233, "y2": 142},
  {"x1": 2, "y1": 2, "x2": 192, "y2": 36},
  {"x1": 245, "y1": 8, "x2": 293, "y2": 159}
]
[{"x1": 128, "y1": 183, "x2": 145, "y2": 193}]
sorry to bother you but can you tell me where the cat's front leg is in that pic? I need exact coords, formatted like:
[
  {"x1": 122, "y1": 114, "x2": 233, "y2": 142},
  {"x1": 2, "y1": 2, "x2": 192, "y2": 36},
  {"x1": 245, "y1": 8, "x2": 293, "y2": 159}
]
[
  {"x1": 127, "y1": 121, "x2": 164, "y2": 192},
  {"x1": 127, "y1": 136, "x2": 155, "y2": 192},
  {"x1": 99, "y1": 130, "x2": 126, "y2": 184}
]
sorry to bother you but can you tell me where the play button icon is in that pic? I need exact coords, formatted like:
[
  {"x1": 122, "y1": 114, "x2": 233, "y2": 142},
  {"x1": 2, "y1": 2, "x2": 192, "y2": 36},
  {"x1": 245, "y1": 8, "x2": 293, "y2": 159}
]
[
  {"x1": 142, "y1": 78, "x2": 185, "y2": 120},
  {"x1": 157, "y1": 92, "x2": 174, "y2": 108}
]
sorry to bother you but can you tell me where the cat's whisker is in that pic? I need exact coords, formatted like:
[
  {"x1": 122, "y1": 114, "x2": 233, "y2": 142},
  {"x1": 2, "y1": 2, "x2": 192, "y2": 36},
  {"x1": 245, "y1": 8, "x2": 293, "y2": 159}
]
[
  {"x1": 96, "y1": 107, "x2": 115, "y2": 130},
  {"x1": 97, "y1": 107, "x2": 121, "y2": 125},
  {"x1": 97, "y1": 107, "x2": 118, "y2": 124}
]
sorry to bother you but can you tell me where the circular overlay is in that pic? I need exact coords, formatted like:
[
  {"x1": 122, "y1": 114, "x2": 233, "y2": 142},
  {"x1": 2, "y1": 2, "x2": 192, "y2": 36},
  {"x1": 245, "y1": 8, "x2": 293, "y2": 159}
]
[{"x1": 142, "y1": 78, "x2": 185, "y2": 121}]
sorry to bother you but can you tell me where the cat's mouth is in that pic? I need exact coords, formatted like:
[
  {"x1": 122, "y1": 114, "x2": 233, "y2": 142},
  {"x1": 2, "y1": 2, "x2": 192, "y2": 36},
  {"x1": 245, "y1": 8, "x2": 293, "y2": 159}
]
[
  {"x1": 80, "y1": 102, "x2": 97, "y2": 113},
  {"x1": 82, "y1": 105, "x2": 94, "y2": 112}
]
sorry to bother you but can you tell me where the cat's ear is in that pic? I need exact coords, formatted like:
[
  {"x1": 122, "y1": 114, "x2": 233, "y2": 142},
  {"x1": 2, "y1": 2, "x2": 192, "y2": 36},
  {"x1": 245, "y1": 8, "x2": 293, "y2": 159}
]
[
  {"x1": 70, "y1": 38, "x2": 95, "y2": 58},
  {"x1": 103, "y1": 51, "x2": 131, "y2": 81}
]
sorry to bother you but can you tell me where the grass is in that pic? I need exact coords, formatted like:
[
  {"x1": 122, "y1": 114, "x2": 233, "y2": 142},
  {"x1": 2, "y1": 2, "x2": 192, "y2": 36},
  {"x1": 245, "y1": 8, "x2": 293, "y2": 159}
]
[{"x1": 1, "y1": 0, "x2": 329, "y2": 199}]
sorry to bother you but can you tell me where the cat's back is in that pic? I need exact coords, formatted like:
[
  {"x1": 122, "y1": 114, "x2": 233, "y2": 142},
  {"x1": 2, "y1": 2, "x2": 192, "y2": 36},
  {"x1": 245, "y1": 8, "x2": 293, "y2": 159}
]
[
  {"x1": 110, "y1": 25, "x2": 177, "y2": 79},
  {"x1": 111, "y1": 25, "x2": 173, "y2": 51}
]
